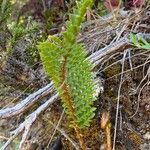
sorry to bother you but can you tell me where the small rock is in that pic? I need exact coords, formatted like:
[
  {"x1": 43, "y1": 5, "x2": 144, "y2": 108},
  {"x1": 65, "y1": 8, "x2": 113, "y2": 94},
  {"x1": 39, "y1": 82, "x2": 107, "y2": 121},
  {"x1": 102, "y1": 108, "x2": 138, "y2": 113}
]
[{"x1": 143, "y1": 132, "x2": 150, "y2": 140}]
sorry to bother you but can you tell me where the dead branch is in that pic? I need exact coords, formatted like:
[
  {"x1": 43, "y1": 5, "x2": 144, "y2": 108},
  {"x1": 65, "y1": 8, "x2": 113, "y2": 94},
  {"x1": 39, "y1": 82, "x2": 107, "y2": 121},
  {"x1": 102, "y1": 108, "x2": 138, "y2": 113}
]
[
  {"x1": 90, "y1": 33, "x2": 150, "y2": 68},
  {"x1": 89, "y1": 36, "x2": 129, "y2": 67},
  {"x1": 1, "y1": 93, "x2": 58, "y2": 150},
  {"x1": 0, "y1": 83, "x2": 53, "y2": 119}
]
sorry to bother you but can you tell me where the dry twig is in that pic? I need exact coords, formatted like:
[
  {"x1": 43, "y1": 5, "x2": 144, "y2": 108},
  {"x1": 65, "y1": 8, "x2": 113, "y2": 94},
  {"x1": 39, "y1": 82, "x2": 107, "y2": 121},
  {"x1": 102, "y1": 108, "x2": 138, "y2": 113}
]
[
  {"x1": 112, "y1": 50, "x2": 127, "y2": 150},
  {"x1": 0, "y1": 83, "x2": 53, "y2": 119},
  {"x1": 1, "y1": 93, "x2": 58, "y2": 150}
]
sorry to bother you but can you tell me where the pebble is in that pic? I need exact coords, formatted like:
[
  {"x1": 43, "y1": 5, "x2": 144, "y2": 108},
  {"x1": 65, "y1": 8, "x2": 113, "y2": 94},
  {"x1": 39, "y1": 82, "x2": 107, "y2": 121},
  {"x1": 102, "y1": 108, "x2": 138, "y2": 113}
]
[
  {"x1": 143, "y1": 132, "x2": 150, "y2": 140},
  {"x1": 145, "y1": 105, "x2": 150, "y2": 112}
]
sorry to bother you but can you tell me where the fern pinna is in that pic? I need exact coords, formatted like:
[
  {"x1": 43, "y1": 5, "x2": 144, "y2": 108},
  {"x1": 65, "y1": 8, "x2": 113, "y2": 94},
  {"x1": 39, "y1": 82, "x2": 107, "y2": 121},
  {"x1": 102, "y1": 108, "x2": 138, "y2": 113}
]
[{"x1": 38, "y1": 0, "x2": 95, "y2": 149}]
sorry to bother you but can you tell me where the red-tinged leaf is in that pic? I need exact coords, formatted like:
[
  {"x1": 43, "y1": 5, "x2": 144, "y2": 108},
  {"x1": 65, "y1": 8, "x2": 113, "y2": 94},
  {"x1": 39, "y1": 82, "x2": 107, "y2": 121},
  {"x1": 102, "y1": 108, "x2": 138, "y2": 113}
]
[{"x1": 104, "y1": 0, "x2": 121, "y2": 11}]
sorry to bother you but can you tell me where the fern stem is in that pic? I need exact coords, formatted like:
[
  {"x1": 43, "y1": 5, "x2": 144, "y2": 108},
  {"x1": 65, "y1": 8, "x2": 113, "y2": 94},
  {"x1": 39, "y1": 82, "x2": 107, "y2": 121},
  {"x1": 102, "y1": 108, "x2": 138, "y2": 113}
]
[
  {"x1": 60, "y1": 56, "x2": 86, "y2": 150},
  {"x1": 74, "y1": 125, "x2": 86, "y2": 150}
]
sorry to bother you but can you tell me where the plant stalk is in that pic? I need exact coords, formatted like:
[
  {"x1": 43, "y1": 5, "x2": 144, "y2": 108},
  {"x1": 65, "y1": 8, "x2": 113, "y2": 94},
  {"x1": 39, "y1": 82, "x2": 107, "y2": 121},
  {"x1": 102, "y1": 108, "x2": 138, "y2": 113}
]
[{"x1": 60, "y1": 56, "x2": 86, "y2": 150}]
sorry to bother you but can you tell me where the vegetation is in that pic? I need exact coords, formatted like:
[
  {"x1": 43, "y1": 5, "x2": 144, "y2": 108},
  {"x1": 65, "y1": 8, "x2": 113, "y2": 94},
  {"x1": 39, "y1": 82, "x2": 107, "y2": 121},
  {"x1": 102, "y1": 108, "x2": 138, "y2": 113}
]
[
  {"x1": 130, "y1": 33, "x2": 150, "y2": 50},
  {"x1": 38, "y1": 0, "x2": 96, "y2": 149},
  {"x1": 0, "y1": 0, "x2": 150, "y2": 150}
]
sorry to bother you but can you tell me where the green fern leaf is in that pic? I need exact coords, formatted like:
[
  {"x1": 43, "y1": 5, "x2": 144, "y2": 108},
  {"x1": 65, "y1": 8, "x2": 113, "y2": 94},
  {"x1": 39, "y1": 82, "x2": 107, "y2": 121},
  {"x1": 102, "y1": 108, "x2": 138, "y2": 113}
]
[
  {"x1": 63, "y1": 0, "x2": 93, "y2": 44},
  {"x1": 67, "y1": 43, "x2": 95, "y2": 128},
  {"x1": 38, "y1": 41, "x2": 63, "y2": 87}
]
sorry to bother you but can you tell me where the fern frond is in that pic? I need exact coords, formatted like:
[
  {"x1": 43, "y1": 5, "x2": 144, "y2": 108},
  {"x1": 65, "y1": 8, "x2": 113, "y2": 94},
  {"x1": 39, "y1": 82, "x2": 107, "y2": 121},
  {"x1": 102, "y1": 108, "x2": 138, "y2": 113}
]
[
  {"x1": 38, "y1": 41, "x2": 63, "y2": 87},
  {"x1": 38, "y1": 0, "x2": 95, "y2": 127},
  {"x1": 63, "y1": 0, "x2": 93, "y2": 45},
  {"x1": 38, "y1": 0, "x2": 95, "y2": 148},
  {"x1": 67, "y1": 43, "x2": 96, "y2": 128}
]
